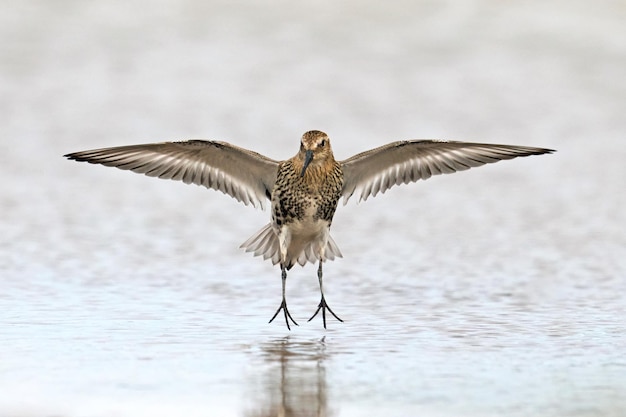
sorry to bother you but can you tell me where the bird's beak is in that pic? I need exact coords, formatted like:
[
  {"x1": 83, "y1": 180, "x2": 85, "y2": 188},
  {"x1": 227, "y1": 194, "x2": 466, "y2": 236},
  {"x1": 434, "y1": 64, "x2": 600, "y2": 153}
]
[{"x1": 300, "y1": 150, "x2": 314, "y2": 177}]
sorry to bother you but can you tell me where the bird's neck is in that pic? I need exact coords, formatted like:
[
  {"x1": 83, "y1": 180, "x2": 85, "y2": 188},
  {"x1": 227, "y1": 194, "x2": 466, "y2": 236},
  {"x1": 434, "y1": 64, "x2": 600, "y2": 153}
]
[{"x1": 293, "y1": 156, "x2": 337, "y2": 185}]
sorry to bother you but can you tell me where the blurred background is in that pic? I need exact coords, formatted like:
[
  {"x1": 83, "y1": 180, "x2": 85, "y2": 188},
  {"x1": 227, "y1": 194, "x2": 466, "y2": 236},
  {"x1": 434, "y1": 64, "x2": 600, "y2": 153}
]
[{"x1": 1, "y1": 1, "x2": 625, "y2": 416}]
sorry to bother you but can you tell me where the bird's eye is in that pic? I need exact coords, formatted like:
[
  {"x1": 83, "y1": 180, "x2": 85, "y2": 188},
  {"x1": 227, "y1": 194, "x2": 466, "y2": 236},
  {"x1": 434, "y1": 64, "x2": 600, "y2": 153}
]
[{"x1": 320, "y1": 140, "x2": 326, "y2": 147}]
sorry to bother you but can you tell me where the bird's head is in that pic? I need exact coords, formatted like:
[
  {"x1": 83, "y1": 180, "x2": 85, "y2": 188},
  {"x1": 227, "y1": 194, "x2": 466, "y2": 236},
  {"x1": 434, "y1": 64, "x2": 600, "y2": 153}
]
[{"x1": 298, "y1": 130, "x2": 334, "y2": 177}]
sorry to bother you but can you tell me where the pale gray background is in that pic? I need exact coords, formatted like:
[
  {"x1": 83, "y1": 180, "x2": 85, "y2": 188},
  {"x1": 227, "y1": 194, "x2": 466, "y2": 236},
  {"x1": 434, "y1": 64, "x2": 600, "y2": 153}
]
[{"x1": 1, "y1": 1, "x2": 625, "y2": 416}]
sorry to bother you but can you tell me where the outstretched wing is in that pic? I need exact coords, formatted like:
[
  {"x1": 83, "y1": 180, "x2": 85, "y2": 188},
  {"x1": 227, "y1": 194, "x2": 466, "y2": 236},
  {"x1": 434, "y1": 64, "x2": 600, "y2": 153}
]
[
  {"x1": 340, "y1": 140, "x2": 554, "y2": 204},
  {"x1": 65, "y1": 140, "x2": 279, "y2": 209}
]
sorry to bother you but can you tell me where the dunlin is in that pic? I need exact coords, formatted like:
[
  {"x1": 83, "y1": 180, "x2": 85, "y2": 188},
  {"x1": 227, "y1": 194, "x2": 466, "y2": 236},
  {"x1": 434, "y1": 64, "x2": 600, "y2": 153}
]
[{"x1": 65, "y1": 130, "x2": 554, "y2": 329}]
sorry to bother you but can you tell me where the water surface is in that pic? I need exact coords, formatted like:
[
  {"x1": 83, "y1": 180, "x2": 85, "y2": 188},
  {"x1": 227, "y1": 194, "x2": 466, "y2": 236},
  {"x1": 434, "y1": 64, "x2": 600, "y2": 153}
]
[{"x1": 1, "y1": 1, "x2": 625, "y2": 416}]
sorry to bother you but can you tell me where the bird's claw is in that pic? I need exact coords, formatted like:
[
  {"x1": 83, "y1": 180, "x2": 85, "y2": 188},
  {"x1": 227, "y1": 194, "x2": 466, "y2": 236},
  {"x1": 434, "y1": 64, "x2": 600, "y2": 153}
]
[
  {"x1": 269, "y1": 299, "x2": 299, "y2": 330},
  {"x1": 308, "y1": 296, "x2": 343, "y2": 329}
]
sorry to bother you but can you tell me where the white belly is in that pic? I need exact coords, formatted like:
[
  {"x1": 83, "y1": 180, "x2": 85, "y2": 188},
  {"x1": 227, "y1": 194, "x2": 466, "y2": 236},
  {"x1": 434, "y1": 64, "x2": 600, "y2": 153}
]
[{"x1": 278, "y1": 217, "x2": 330, "y2": 268}]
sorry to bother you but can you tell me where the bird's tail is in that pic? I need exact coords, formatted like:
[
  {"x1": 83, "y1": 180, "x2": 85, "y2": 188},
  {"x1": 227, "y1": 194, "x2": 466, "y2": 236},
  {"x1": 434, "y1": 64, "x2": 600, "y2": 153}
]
[{"x1": 239, "y1": 223, "x2": 342, "y2": 268}]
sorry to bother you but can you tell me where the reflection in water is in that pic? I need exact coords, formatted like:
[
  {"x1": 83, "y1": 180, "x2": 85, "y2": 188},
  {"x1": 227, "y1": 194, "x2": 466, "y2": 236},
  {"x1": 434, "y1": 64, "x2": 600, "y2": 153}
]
[{"x1": 244, "y1": 337, "x2": 333, "y2": 417}]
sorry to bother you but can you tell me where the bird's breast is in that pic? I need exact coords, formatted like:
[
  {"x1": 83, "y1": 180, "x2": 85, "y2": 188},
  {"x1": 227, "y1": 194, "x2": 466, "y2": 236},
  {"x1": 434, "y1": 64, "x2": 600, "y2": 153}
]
[{"x1": 271, "y1": 160, "x2": 342, "y2": 227}]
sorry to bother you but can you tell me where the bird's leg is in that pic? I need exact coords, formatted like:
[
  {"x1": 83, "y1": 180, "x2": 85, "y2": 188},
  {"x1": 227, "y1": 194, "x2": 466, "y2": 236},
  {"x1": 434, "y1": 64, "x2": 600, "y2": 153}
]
[
  {"x1": 308, "y1": 260, "x2": 343, "y2": 329},
  {"x1": 269, "y1": 264, "x2": 298, "y2": 330}
]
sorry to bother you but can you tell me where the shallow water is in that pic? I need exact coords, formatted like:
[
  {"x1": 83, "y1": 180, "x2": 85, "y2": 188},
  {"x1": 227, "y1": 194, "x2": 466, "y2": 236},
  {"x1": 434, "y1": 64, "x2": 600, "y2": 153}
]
[{"x1": 2, "y1": 1, "x2": 625, "y2": 416}]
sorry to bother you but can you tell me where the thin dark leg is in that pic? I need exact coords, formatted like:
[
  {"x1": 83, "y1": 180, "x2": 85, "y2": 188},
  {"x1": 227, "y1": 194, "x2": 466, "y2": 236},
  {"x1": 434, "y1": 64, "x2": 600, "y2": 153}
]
[
  {"x1": 308, "y1": 261, "x2": 343, "y2": 329},
  {"x1": 269, "y1": 264, "x2": 298, "y2": 330}
]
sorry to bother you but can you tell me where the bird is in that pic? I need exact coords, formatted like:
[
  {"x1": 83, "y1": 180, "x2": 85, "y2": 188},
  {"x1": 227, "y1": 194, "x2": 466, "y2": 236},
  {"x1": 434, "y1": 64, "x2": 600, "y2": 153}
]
[{"x1": 65, "y1": 130, "x2": 554, "y2": 330}]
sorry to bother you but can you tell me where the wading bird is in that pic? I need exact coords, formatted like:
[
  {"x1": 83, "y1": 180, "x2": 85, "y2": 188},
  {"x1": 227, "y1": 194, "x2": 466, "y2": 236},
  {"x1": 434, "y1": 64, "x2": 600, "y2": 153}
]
[{"x1": 65, "y1": 130, "x2": 554, "y2": 329}]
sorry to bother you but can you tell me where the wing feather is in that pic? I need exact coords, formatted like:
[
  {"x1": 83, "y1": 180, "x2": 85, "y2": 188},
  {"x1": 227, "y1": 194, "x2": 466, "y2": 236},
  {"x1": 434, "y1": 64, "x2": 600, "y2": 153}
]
[
  {"x1": 341, "y1": 140, "x2": 554, "y2": 204},
  {"x1": 65, "y1": 140, "x2": 279, "y2": 209}
]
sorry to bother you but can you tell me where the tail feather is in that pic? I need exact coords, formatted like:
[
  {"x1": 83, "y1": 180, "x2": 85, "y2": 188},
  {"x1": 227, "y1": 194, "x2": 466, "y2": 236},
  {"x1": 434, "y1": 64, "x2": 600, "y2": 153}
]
[
  {"x1": 325, "y1": 234, "x2": 343, "y2": 261},
  {"x1": 256, "y1": 230, "x2": 275, "y2": 259},
  {"x1": 240, "y1": 223, "x2": 281, "y2": 265},
  {"x1": 240, "y1": 223, "x2": 343, "y2": 267},
  {"x1": 298, "y1": 243, "x2": 316, "y2": 267}
]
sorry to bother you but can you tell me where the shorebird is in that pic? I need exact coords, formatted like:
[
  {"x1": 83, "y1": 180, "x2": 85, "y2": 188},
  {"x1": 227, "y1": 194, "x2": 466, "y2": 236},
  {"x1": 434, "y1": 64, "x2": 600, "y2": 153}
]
[{"x1": 65, "y1": 130, "x2": 554, "y2": 329}]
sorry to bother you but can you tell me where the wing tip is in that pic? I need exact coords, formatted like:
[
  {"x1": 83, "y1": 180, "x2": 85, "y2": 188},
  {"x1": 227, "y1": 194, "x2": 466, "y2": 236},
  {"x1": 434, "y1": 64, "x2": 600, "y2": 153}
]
[{"x1": 64, "y1": 152, "x2": 81, "y2": 160}]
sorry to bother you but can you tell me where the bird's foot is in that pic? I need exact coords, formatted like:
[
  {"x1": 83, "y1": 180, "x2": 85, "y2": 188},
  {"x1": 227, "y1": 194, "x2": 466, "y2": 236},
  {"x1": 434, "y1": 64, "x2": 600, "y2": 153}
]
[
  {"x1": 308, "y1": 296, "x2": 343, "y2": 329},
  {"x1": 269, "y1": 299, "x2": 298, "y2": 330}
]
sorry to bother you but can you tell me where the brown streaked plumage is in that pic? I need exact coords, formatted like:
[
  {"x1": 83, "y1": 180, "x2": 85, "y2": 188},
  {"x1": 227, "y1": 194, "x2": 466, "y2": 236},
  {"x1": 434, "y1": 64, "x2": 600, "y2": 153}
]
[{"x1": 65, "y1": 130, "x2": 555, "y2": 330}]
